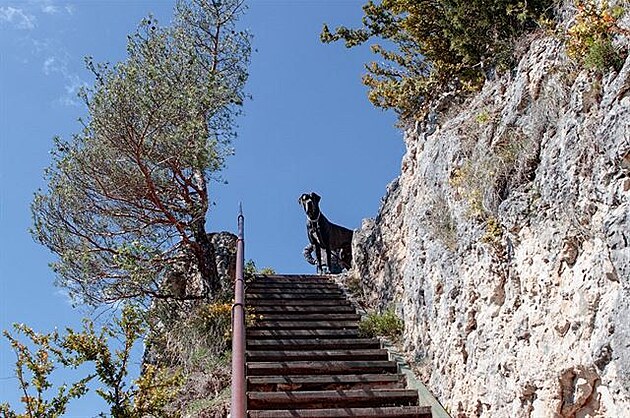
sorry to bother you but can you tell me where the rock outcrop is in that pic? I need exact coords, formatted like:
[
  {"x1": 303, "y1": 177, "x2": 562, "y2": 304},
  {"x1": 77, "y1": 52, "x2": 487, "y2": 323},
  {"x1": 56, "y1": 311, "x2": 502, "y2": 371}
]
[
  {"x1": 164, "y1": 231, "x2": 238, "y2": 300},
  {"x1": 349, "y1": 26, "x2": 630, "y2": 418}
]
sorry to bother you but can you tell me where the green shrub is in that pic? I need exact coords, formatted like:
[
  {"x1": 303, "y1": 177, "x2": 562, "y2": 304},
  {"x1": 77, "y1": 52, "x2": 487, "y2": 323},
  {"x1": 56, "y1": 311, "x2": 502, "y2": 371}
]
[
  {"x1": 322, "y1": 0, "x2": 555, "y2": 119},
  {"x1": 244, "y1": 259, "x2": 276, "y2": 280},
  {"x1": 566, "y1": 0, "x2": 627, "y2": 72},
  {"x1": 358, "y1": 308, "x2": 404, "y2": 340}
]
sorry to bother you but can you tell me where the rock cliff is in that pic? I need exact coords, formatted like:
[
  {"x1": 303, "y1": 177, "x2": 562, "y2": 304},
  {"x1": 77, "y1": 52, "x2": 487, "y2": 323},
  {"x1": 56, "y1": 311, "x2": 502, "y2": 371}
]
[{"x1": 349, "y1": 27, "x2": 630, "y2": 418}]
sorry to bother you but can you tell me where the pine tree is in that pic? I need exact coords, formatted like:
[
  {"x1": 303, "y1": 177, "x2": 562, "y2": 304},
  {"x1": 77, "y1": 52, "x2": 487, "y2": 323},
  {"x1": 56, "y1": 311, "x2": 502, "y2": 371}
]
[{"x1": 32, "y1": 0, "x2": 250, "y2": 306}]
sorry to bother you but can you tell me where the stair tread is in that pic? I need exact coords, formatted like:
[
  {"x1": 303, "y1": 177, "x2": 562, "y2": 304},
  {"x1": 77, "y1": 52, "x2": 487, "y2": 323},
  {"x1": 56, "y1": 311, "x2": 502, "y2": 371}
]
[
  {"x1": 247, "y1": 360, "x2": 398, "y2": 375},
  {"x1": 248, "y1": 406, "x2": 432, "y2": 418},
  {"x1": 255, "y1": 313, "x2": 360, "y2": 321},
  {"x1": 250, "y1": 321, "x2": 358, "y2": 329},
  {"x1": 253, "y1": 275, "x2": 333, "y2": 283},
  {"x1": 249, "y1": 299, "x2": 352, "y2": 306},
  {"x1": 248, "y1": 294, "x2": 346, "y2": 300},
  {"x1": 248, "y1": 288, "x2": 343, "y2": 294},
  {"x1": 247, "y1": 389, "x2": 418, "y2": 397},
  {"x1": 247, "y1": 349, "x2": 388, "y2": 361},
  {"x1": 247, "y1": 282, "x2": 341, "y2": 289},
  {"x1": 247, "y1": 329, "x2": 360, "y2": 338},
  {"x1": 247, "y1": 389, "x2": 419, "y2": 409},
  {"x1": 247, "y1": 338, "x2": 380, "y2": 350},
  {"x1": 248, "y1": 374, "x2": 403, "y2": 385},
  {"x1": 250, "y1": 305, "x2": 356, "y2": 313}
]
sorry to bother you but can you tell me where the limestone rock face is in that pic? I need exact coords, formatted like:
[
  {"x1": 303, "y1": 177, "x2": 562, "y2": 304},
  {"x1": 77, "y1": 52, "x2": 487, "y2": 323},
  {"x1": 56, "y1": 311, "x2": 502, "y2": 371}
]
[
  {"x1": 350, "y1": 33, "x2": 630, "y2": 417},
  {"x1": 165, "y1": 231, "x2": 238, "y2": 300}
]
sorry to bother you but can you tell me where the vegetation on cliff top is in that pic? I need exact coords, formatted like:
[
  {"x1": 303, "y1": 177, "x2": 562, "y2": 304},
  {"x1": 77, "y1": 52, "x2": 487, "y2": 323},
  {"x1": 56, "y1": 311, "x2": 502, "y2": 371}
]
[
  {"x1": 321, "y1": 0, "x2": 555, "y2": 119},
  {"x1": 322, "y1": 0, "x2": 628, "y2": 119}
]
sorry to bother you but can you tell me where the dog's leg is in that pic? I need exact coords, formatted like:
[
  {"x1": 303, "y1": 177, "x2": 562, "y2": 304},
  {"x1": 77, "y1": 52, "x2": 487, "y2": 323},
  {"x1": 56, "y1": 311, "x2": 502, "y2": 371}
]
[
  {"x1": 315, "y1": 245, "x2": 323, "y2": 275},
  {"x1": 325, "y1": 247, "x2": 332, "y2": 275},
  {"x1": 339, "y1": 245, "x2": 352, "y2": 270}
]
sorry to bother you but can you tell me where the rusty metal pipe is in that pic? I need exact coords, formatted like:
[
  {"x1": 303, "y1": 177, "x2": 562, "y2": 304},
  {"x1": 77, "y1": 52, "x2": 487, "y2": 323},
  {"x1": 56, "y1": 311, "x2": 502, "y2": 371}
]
[{"x1": 231, "y1": 205, "x2": 246, "y2": 417}]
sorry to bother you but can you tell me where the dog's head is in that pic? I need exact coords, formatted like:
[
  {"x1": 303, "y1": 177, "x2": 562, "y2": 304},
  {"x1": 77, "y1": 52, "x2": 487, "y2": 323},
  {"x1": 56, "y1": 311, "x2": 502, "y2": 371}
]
[{"x1": 299, "y1": 192, "x2": 321, "y2": 220}]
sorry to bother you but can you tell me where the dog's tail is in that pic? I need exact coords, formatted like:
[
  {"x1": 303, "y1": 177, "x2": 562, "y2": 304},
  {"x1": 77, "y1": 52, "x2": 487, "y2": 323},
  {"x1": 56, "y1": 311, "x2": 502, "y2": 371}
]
[{"x1": 303, "y1": 244, "x2": 317, "y2": 265}]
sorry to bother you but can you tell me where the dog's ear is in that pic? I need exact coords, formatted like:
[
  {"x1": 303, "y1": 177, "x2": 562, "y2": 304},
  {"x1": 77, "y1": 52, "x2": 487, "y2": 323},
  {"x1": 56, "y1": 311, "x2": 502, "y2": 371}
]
[{"x1": 310, "y1": 192, "x2": 321, "y2": 203}]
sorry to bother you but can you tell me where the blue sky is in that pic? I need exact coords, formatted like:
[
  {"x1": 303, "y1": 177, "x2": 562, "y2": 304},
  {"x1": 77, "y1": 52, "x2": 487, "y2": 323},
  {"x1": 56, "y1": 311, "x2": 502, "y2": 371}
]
[{"x1": 1, "y1": 0, "x2": 403, "y2": 415}]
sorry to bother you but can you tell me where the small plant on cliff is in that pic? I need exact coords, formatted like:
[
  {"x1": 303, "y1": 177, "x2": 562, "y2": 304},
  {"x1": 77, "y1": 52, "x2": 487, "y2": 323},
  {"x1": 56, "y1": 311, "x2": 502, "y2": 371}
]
[
  {"x1": 358, "y1": 308, "x2": 404, "y2": 340},
  {"x1": 244, "y1": 259, "x2": 276, "y2": 280},
  {"x1": 566, "y1": 0, "x2": 628, "y2": 72},
  {"x1": 450, "y1": 124, "x2": 536, "y2": 221},
  {"x1": 426, "y1": 194, "x2": 458, "y2": 250}
]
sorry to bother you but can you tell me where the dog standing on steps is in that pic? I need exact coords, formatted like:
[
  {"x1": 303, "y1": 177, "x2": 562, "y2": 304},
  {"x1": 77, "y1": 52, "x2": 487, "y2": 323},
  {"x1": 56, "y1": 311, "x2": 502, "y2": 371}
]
[{"x1": 299, "y1": 192, "x2": 353, "y2": 274}]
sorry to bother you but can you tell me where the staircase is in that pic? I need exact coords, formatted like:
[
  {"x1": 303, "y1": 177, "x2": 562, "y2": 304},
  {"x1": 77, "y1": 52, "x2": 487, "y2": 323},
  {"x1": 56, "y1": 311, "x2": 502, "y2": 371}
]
[{"x1": 245, "y1": 274, "x2": 433, "y2": 418}]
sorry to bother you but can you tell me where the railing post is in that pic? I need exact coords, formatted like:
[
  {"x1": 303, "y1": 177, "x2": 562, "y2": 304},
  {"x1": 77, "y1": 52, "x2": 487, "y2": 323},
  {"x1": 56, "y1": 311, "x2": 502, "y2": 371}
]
[{"x1": 231, "y1": 204, "x2": 246, "y2": 417}]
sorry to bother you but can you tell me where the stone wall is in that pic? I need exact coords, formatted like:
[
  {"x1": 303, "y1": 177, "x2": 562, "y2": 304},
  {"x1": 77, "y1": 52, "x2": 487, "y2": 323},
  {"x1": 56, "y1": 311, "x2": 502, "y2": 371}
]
[{"x1": 349, "y1": 30, "x2": 630, "y2": 418}]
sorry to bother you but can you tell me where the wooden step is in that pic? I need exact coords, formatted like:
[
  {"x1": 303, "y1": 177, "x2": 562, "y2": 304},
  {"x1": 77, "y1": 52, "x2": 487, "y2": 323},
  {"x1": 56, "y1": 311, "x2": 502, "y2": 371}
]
[
  {"x1": 246, "y1": 287, "x2": 343, "y2": 296},
  {"x1": 245, "y1": 274, "x2": 431, "y2": 417},
  {"x1": 250, "y1": 320, "x2": 358, "y2": 330},
  {"x1": 255, "y1": 313, "x2": 361, "y2": 321},
  {"x1": 246, "y1": 360, "x2": 398, "y2": 376},
  {"x1": 247, "y1": 329, "x2": 360, "y2": 339},
  {"x1": 247, "y1": 338, "x2": 380, "y2": 351},
  {"x1": 249, "y1": 305, "x2": 356, "y2": 314},
  {"x1": 247, "y1": 282, "x2": 341, "y2": 290},
  {"x1": 247, "y1": 293, "x2": 346, "y2": 300},
  {"x1": 248, "y1": 299, "x2": 352, "y2": 306},
  {"x1": 247, "y1": 389, "x2": 419, "y2": 409},
  {"x1": 247, "y1": 349, "x2": 389, "y2": 362},
  {"x1": 253, "y1": 275, "x2": 332, "y2": 283},
  {"x1": 248, "y1": 405, "x2": 433, "y2": 417},
  {"x1": 248, "y1": 374, "x2": 405, "y2": 391}
]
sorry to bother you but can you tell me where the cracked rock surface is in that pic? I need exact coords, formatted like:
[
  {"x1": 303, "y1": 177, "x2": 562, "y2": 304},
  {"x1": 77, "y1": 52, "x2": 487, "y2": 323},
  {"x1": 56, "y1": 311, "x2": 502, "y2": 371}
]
[{"x1": 348, "y1": 28, "x2": 630, "y2": 418}]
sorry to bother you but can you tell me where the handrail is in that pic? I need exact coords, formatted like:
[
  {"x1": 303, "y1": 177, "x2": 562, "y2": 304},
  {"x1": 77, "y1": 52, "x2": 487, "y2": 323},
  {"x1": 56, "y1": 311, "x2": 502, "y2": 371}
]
[{"x1": 230, "y1": 204, "x2": 246, "y2": 417}]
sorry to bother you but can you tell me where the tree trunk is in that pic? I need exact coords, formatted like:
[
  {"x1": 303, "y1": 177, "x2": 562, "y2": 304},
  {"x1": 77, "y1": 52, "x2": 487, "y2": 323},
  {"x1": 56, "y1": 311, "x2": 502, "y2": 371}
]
[{"x1": 190, "y1": 167, "x2": 218, "y2": 297}]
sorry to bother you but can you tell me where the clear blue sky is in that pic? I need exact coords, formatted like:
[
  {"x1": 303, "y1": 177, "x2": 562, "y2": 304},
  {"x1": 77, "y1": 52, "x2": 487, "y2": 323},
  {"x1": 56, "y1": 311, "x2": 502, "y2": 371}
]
[{"x1": 1, "y1": 1, "x2": 403, "y2": 415}]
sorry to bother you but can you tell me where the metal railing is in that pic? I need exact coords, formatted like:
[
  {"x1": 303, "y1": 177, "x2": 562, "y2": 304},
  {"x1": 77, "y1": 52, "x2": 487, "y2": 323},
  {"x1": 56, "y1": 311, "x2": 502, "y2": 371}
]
[{"x1": 230, "y1": 205, "x2": 246, "y2": 417}]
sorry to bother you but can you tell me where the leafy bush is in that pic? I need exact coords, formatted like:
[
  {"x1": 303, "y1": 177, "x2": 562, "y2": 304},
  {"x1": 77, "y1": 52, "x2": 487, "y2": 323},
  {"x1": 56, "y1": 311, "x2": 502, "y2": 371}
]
[
  {"x1": 358, "y1": 308, "x2": 404, "y2": 340},
  {"x1": 244, "y1": 259, "x2": 276, "y2": 280},
  {"x1": 1, "y1": 306, "x2": 182, "y2": 418},
  {"x1": 566, "y1": 0, "x2": 628, "y2": 72},
  {"x1": 322, "y1": 0, "x2": 555, "y2": 119}
]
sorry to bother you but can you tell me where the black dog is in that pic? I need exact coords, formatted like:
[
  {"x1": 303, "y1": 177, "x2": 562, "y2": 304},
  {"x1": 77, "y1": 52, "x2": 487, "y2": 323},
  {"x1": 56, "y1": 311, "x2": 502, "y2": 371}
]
[{"x1": 299, "y1": 192, "x2": 353, "y2": 274}]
